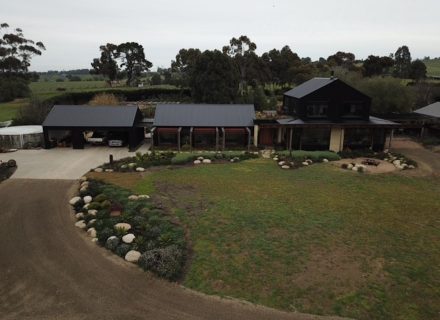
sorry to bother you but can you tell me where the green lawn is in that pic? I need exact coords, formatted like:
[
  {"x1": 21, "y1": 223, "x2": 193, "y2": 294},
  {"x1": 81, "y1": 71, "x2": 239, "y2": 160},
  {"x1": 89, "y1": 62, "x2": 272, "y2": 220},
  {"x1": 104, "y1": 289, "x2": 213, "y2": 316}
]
[
  {"x1": 134, "y1": 160, "x2": 440, "y2": 320},
  {"x1": 0, "y1": 99, "x2": 28, "y2": 122},
  {"x1": 423, "y1": 59, "x2": 440, "y2": 77}
]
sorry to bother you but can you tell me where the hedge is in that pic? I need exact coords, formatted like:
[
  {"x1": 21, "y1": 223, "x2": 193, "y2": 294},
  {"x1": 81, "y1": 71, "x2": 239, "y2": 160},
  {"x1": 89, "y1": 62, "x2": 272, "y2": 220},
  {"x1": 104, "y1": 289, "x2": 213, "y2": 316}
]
[{"x1": 276, "y1": 150, "x2": 340, "y2": 161}]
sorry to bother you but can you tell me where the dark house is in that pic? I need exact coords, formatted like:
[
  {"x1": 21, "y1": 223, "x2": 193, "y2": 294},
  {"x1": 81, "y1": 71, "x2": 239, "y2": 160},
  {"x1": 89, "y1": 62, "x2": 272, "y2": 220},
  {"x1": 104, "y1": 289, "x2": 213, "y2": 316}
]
[
  {"x1": 152, "y1": 104, "x2": 255, "y2": 150},
  {"x1": 42, "y1": 105, "x2": 145, "y2": 151},
  {"x1": 255, "y1": 77, "x2": 398, "y2": 151}
]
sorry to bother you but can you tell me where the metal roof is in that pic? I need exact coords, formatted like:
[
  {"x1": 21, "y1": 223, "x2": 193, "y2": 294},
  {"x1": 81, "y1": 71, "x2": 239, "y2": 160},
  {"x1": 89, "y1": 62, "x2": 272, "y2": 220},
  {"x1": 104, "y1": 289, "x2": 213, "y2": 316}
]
[
  {"x1": 414, "y1": 101, "x2": 440, "y2": 118},
  {"x1": 277, "y1": 116, "x2": 398, "y2": 127},
  {"x1": 43, "y1": 105, "x2": 140, "y2": 128},
  {"x1": 284, "y1": 77, "x2": 338, "y2": 99},
  {"x1": 153, "y1": 104, "x2": 255, "y2": 127}
]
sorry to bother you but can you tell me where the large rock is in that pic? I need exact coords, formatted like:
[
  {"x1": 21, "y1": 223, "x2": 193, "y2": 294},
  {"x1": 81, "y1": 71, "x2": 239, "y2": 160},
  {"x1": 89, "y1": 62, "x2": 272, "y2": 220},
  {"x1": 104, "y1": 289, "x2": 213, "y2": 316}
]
[
  {"x1": 88, "y1": 209, "x2": 97, "y2": 216},
  {"x1": 193, "y1": 160, "x2": 201, "y2": 164},
  {"x1": 80, "y1": 181, "x2": 89, "y2": 188},
  {"x1": 202, "y1": 159, "x2": 212, "y2": 164},
  {"x1": 75, "y1": 212, "x2": 84, "y2": 219},
  {"x1": 75, "y1": 220, "x2": 86, "y2": 229},
  {"x1": 347, "y1": 164, "x2": 354, "y2": 170},
  {"x1": 69, "y1": 196, "x2": 81, "y2": 206},
  {"x1": 114, "y1": 223, "x2": 131, "y2": 232},
  {"x1": 278, "y1": 161, "x2": 285, "y2": 166},
  {"x1": 87, "y1": 227, "x2": 97, "y2": 238},
  {"x1": 128, "y1": 162, "x2": 136, "y2": 168},
  {"x1": 136, "y1": 167, "x2": 145, "y2": 172},
  {"x1": 79, "y1": 176, "x2": 87, "y2": 182},
  {"x1": 322, "y1": 159, "x2": 329, "y2": 163},
  {"x1": 128, "y1": 195, "x2": 139, "y2": 201},
  {"x1": 125, "y1": 250, "x2": 141, "y2": 263},
  {"x1": 105, "y1": 169, "x2": 114, "y2": 173},
  {"x1": 87, "y1": 219, "x2": 97, "y2": 227},
  {"x1": 83, "y1": 196, "x2": 92, "y2": 204},
  {"x1": 79, "y1": 186, "x2": 88, "y2": 193},
  {"x1": 393, "y1": 160, "x2": 401, "y2": 166},
  {"x1": 122, "y1": 233, "x2": 135, "y2": 244},
  {"x1": 281, "y1": 165, "x2": 290, "y2": 169},
  {"x1": 93, "y1": 168, "x2": 103, "y2": 173},
  {"x1": 302, "y1": 162, "x2": 309, "y2": 166},
  {"x1": 197, "y1": 156, "x2": 204, "y2": 161},
  {"x1": 138, "y1": 194, "x2": 150, "y2": 199}
]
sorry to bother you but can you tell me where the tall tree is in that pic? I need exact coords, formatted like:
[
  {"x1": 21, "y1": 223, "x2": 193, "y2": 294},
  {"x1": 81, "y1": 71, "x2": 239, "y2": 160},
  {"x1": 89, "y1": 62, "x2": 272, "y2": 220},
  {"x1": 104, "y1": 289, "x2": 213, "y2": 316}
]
[
  {"x1": 393, "y1": 45, "x2": 412, "y2": 78},
  {"x1": 189, "y1": 50, "x2": 239, "y2": 103},
  {"x1": 90, "y1": 43, "x2": 120, "y2": 86},
  {"x1": 222, "y1": 35, "x2": 257, "y2": 95},
  {"x1": 409, "y1": 59, "x2": 427, "y2": 81},
  {"x1": 171, "y1": 48, "x2": 201, "y2": 87},
  {"x1": 261, "y1": 46, "x2": 307, "y2": 84},
  {"x1": 327, "y1": 51, "x2": 356, "y2": 69},
  {"x1": 117, "y1": 42, "x2": 152, "y2": 87},
  {"x1": 0, "y1": 23, "x2": 45, "y2": 102},
  {"x1": 363, "y1": 55, "x2": 394, "y2": 77}
]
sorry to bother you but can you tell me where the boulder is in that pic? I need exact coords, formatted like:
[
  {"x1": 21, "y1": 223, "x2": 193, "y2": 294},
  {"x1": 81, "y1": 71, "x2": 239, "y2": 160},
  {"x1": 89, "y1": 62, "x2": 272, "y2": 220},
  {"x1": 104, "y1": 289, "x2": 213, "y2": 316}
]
[
  {"x1": 83, "y1": 203, "x2": 90, "y2": 209},
  {"x1": 138, "y1": 195, "x2": 150, "y2": 199},
  {"x1": 80, "y1": 181, "x2": 89, "y2": 188},
  {"x1": 408, "y1": 165, "x2": 415, "y2": 169},
  {"x1": 75, "y1": 212, "x2": 84, "y2": 219},
  {"x1": 302, "y1": 162, "x2": 309, "y2": 166},
  {"x1": 79, "y1": 186, "x2": 88, "y2": 193},
  {"x1": 128, "y1": 195, "x2": 139, "y2": 201},
  {"x1": 278, "y1": 161, "x2": 285, "y2": 166},
  {"x1": 79, "y1": 176, "x2": 87, "y2": 182},
  {"x1": 75, "y1": 220, "x2": 86, "y2": 229},
  {"x1": 197, "y1": 156, "x2": 204, "y2": 161},
  {"x1": 87, "y1": 227, "x2": 97, "y2": 238},
  {"x1": 281, "y1": 165, "x2": 290, "y2": 169},
  {"x1": 125, "y1": 250, "x2": 141, "y2": 263},
  {"x1": 91, "y1": 238, "x2": 98, "y2": 243},
  {"x1": 136, "y1": 167, "x2": 145, "y2": 172},
  {"x1": 322, "y1": 159, "x2": 329, "y2": 163},
  {"x1": 392, "y1": 160, "x2": 401, "y2": 166},
  {"x1": 120, "y1": 164, "x2": 128, "y2": 169},
  {"x1": 83, "y1": 196, "x2": 92, "y2": 204},
  {"x1": 93, "y1": 168, "x2": 103, "y2": 173},
  {"x1": 193, "y1": 160, "x2": 201, "y2": 164},
  {"x1": 202, "y1": 159, "x2": 212, "y2": 164},
  {"x1": 105, "y1": 169, "x2": 114, "y2": 172},
  {"x1": 114, "y1": 223, "x2": 131, "y2": 232},
  {"x1": 69, "y1": 196, "x2": 81, "y2": 206},
  {"x1": 347, "y1": 164, "x2": 354, "y2": 170},
  {"x1": 273, "y1": 157, "x2": 279, "y2": 161},
  {"x1": 352, "y1": 166, "x2": 359, "y2": 171},
  {"x1": 105, "y1": 236, "x2": 119, "y2": 250},
  {"x1": 88, "y1": 209, "x2": 97, "y2": 216},
  {"x1": 122, "y1": 233, "x2": 135, "y2": 244},
  {"x1": 128, "y1": 162, "x2": 136, "y2": 168},
  {"x1": 87, "y1": 219, "x2": 96, "y2": 227},
  {"x1": 306, "y1": 159, "x2": 313, "y2": 164}
]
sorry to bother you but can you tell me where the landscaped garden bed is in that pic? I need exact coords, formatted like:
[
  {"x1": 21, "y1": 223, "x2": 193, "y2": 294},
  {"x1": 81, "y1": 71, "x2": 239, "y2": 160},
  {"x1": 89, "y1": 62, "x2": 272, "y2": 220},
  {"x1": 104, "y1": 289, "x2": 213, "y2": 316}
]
[
  {"x1": 69, "y1": 177, "x2": 187, "y2": 280},
  {"x1": 270, "y1": 150, "x2": 340, "y2": 169}
]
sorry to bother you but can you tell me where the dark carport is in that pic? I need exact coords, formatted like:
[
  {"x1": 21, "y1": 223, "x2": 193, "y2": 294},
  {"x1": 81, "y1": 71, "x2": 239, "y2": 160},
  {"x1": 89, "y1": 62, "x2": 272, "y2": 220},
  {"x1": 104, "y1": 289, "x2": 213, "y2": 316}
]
[{"x1": 42, "y1": 105, "x2": 145, "y2": 151}]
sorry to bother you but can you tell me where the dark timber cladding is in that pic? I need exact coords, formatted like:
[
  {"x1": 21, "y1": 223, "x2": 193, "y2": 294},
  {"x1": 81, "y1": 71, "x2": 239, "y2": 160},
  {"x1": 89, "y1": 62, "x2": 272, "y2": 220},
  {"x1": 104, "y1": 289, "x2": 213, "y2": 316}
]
[
  {"x1": 42, "y1": 105, "x2": 144, "y2": 151},
  {"x1": 152, "y1": 104, "x2": 255, "y2": 150}
]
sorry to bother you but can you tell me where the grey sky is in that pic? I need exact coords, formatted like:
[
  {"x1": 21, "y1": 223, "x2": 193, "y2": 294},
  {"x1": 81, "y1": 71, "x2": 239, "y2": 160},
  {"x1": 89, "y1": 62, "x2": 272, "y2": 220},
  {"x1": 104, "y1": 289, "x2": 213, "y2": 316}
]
[{"x1": 3, "y1": 0, "x2": 440, "y2": 71}]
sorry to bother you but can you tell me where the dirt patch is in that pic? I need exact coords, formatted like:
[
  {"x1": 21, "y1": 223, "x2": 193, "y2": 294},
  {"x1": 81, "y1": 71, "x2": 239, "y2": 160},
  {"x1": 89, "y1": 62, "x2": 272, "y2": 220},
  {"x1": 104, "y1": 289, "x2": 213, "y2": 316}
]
[{"x1": 332, "y1": 158, "x2": 396, "y2": 174}]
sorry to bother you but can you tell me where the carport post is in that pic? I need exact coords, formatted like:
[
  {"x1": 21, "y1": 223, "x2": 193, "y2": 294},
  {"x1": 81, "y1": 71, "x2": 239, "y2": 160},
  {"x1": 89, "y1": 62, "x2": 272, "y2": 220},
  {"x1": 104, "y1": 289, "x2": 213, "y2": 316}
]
[
  {"x1": 246, "y1": 127, "x2": 251, "y2": 151},
  {"x1": 150, "y1": 127, "x2": 155, "y2": 151},
  {"x1": 388, "y1": 129, "x2": 394, "y2": 149},
  {"x1": 43, "y1": 127, "x2": 51, "y2": 149},
  {"x1": 288, "y1": 128, "x2": 293, "y2": 153},
  {"x1": 177, "y1": 127, "x2": 182, "y2": 152},
  {"x1": 215, "y1": 127, "x2": 219, "y2": 151},
  {"x1": 221, "y1": 127, "x2": 225, "y2": 151},
  {"x1": 190, "y1": 127, "x2": 193, "y2": 152}
]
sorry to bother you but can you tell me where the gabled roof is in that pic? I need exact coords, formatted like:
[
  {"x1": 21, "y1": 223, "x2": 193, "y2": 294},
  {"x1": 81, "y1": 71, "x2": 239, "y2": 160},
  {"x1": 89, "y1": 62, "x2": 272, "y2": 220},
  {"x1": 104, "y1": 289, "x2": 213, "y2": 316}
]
[
  {"x1": 153, "y1": 104, "x2": 255, "y2": 127},
  {"x1": 414, "y1": 101, "x2": 440, "y2": 118},
  {"x1": 43, "y1": 105, "x2": 140, "y2": 127},
  {"x1": 284, "y1": 77, "x2": 338, "y2": 99},
  {"x1": 277, "y1": 116, "x2": 398, "y2": 127}
]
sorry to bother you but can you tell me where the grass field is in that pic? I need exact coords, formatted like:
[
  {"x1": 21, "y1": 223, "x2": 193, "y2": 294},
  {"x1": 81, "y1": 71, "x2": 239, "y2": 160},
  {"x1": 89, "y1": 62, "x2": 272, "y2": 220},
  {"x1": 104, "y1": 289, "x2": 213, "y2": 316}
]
[
  {"x1": 131, "y1": 160, "x2": 440, "y2": 320},
  {"x1": 0, "y1": 99, "x2": 28, "y2": 122},
  {"x1": 423, "y1": 59, "x2": 440, "y2": 77}
]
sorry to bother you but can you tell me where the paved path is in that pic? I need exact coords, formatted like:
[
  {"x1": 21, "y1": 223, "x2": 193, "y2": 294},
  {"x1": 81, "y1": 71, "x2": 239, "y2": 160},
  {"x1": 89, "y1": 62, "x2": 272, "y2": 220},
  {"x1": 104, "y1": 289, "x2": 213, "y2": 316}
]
[
  {"x1": 0, "y1": 144, "x2": 149, "y2": 179},
  {"x1": 0, "y1": 179, "x2": 344, "y2": 320},
  {"x1": 391, "y1": 138, "x2": 440, "y2": 176}
]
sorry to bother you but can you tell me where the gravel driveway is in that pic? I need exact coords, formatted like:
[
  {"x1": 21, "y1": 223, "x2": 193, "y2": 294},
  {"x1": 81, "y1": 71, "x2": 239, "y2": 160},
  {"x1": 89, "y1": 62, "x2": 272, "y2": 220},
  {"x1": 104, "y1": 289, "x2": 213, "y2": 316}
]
[
  {"x1": 0, "y1": 179, "x2": 346, "y2": 320},
  {"x1": 0, "y1": 144, "x2": 149, "y2": 179}
]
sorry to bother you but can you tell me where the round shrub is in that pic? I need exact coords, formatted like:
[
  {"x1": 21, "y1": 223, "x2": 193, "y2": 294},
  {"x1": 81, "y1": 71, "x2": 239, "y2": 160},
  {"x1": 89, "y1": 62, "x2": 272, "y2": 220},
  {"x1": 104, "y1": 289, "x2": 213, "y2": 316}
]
[
  {"x1": 101, "y1": 200, "x2": 112, "y2": 209},
  {"x1": 105, "y1": 236, "x2": 120, "y2": 251},
  {"x1": 138, "y1": 245, "x2": 184, "y2": 280},
  {"x1": 115, "y1": 243, "x2": 132, "y2": 257},
  {"x1": 97, "y1": 227, "x2": 114, "y2": 245},
  {"x1": 94, "y1": 193, "x2": 107, "y2": 202},
  {"x1": 87, "y1": 202, "x2": 101, "y2": 210}
]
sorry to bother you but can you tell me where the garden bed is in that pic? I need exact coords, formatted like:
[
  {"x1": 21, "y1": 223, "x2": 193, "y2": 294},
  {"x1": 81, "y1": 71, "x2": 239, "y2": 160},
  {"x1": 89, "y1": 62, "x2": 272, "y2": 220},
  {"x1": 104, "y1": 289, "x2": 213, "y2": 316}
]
[
  {"x1": 0, "y1": 159, "x2": 17, "y2": 182},
  {"x1": 270, "y1": 150, "x2": 340, "y2": 169},
  {"x1": 69, "y1": 177, "x2": 187, "y2": 281}
]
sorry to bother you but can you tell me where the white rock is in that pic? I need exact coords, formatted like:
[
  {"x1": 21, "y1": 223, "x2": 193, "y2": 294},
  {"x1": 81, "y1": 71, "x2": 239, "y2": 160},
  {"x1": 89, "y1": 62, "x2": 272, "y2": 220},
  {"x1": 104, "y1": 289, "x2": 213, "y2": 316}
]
[
  {"x1": 322, "y1": 159, "x2": 329, "y2": 163},
  {"x1": 80, "y1": 186, "x2": 88, "y2": 193},
  {"x1": 125, "y1": 250, "x2": 141, "y2": 263},
  {"x1": 136, "y1": 167, "x2": 145, "y2": 172},
  {"x1": 278, "y1": 161, "x2": 285, "y2": 166},
  {"x1": 408, "y1": 165, "x2": 415, "y2": 169},
  {"x1": 83, "y1": 196, "x2": 92, "y2": 204},
  {"x1": 75, "y1": 212, "x2": 84, "y2": 219},
  {"x1": 302, "y1": 162, "x2": 309, "y2": 166},
  {"x1": 128, "y1": 162, "x2": 136, "y2": 168},
  {"x1": 230, "y1": 159, "x2": 235, "y2": 162},
  {"x1": 87, "y1": 219, "x2": 96, "y2": 226},
  {"x1": 197, "y1": 156, "x2": 204, "y2": 161},
  {"x1": 194, "y1": 160, "x2": 201, "y2": 164},
  {"x1": 79, "y1": 176, "x2": 87, "y2": 182},
  {"x1": 122, "y1": 233, "x2": 135, "y2": 244},
  {"x1": 114, "y1": 223, "x2": 131, "y2": 232},
  {"x1": 273, "y1": 157, "x2": 279, "y2": 161},
  {"x1": 75, "y1": 220, "x2": 86, "y2": 229},
  {"x1": 91, "y1": 238, "x2": 98, "y2": 243},
  {"x1": 93, "y1": 168, "x2": 103, "y2": 173},
  {"x1": 80, "y1": 181, "x2": 89, "y2": 188},
  {"x1": 88, "y1": 209, "x2": 97, "y2": 216},
  {"x1": 105, "y1": 169, "x2": 114, "y2": 172},
  {"x1": 281, "y1": 165, "x2": 290, "y2": 169},
  {"x1": 87, "y1": 227, "x2": 97, "y2": 238},
  {"x1": 69, "y1": 196, "x2": 81, "y2": 205},
  {"x1": 352, "y1": 166, "x2": 359, "y2": 171},
  {"x1": 393, "y1": 160, "x2": 401, "y2": 166},
  {"x1": 138, "y1": 195, "x2": 150, "y2": 199},
  {"x1": 202, "y1": 159, "x2": 212, "y2": 164},
  {"x1": 306, "y1": 159, "x2": 313, "y2": 164},
  {"x1": 83, "y1": 203, "x2": 90, "y2": 209},
  {"x1": 347, "y1": 164, "x2": 354, "y2": 169},
  {"x1": 128, "y1": 195, "x2": 139, "y2": 201},
  {"x1": 120, "y1": 164, "x2": 128, "y2": 169}
]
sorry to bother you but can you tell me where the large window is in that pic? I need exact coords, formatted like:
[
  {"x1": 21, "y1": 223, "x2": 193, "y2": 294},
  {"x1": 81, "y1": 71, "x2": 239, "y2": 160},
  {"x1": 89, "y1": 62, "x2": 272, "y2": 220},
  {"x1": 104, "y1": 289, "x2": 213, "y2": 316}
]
[
  {"x1": 342, "y1": 102, "x2": 364, "y2": 118},
  {"x1": 306, "y1": 103, "x2": 328, "y2": 117}
]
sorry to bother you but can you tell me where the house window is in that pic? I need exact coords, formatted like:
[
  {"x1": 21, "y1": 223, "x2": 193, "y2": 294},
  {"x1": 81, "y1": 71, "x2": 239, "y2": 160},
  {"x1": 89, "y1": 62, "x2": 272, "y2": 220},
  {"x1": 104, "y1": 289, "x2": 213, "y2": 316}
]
[
  {"x1": 306, "y1": 103, "x2": 328, "y2": 117},
  {"x1": 342, "y1": 103, "x2": 364, "y2": 117}
]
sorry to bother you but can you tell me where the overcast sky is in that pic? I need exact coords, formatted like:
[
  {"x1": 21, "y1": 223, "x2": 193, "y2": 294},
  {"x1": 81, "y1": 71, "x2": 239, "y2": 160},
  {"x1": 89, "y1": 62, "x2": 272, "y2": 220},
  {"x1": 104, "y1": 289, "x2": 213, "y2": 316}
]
[{"x1": 3, "y1": 0, "x2": 440, "y2": 71}]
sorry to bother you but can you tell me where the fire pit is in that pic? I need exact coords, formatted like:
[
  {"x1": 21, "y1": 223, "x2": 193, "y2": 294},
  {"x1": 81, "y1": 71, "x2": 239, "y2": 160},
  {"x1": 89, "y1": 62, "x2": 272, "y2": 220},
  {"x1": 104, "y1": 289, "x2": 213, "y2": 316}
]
[{"x1": 362, "y1": 158, "x2": 380, "y2": 166}]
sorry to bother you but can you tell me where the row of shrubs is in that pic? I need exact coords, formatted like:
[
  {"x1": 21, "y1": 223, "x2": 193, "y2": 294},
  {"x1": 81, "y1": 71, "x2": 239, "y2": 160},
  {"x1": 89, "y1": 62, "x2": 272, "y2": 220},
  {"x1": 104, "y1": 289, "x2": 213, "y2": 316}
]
[
  {"x1": 275, "y1": 150, "x2": 341, "y2": 162},
  {"x1": 171, "y1": 151, "x2": 259, "y2": 165},
  {"x1": 75, "y1": 180, "x2": 186, "y2": 280},
  {"x1": 338, "y1": 149, "x2": 417, "y2": 167}
]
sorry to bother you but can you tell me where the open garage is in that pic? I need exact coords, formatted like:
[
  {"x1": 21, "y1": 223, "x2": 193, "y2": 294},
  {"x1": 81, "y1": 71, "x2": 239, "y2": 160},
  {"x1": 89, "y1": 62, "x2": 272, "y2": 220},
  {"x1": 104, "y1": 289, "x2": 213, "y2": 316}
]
[{"x1": 42, "y1": 105, "x2": 145, "y2": 151}]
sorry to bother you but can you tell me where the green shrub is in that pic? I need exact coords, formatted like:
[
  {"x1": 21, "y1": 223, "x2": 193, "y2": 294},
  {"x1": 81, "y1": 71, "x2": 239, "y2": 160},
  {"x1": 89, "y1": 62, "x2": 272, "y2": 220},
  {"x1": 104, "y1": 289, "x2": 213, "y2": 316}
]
[
  {"x1": 115, "y1": 244, "x2": 132, "y2": 257},
  {"x1": 105, "y1": 236, "x2": 120, "y2": 251},
  {"x1": 101, "y1": 200, "x2": 112, "y2": 209},
  {"x1": 138, "y1": 245, "x2": 184, "y2": 280},
  {"x1": 87, "y1": 202, "x2": 101, "y2": 210},
  {"x1": 97, "y1": 227, "x2": 113, "y2": 245},
  {"x1": 277, "y1": 150, "x2": 340, "y2": 162},
  {"x1": 94, "y1": 194, "x2": 107, "y2": 202}
]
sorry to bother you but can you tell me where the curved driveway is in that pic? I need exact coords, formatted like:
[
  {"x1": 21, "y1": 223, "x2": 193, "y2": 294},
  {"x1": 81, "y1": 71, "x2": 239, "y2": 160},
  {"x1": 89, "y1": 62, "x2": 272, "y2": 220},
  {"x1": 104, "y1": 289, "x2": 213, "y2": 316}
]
[{"x1": 0, "y1": 179, "x2": 344, "y2": 320}]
